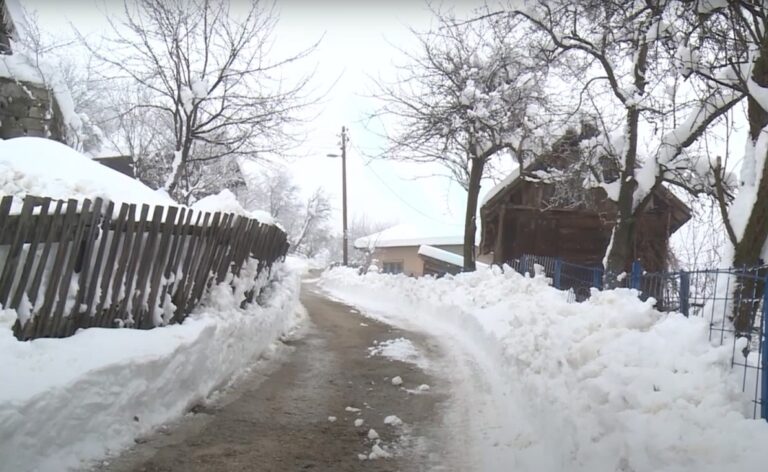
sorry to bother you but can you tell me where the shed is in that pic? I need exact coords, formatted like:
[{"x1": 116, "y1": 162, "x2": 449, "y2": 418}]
[{"x1": 479, "y1": 168, "x2": 691, "y2": 273}]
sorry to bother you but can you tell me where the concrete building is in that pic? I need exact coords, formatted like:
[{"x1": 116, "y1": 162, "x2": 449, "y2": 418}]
[{"x1": 354, "y1": 224, "x2": 468, "y2": 277}]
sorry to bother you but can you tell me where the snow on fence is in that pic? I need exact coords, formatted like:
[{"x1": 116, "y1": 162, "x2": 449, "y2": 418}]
[
  {"x1": 0, "y1": 194, "x2": 289, "y2": 341},
  {"x1": 508, "y1": 254, "x2": 768, "y2": 421}
]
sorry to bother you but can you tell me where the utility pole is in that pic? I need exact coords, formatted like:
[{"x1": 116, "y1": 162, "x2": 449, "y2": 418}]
[
  {"x1": 340, "y1": 126, "x2": 348, "y2": 266},
  {"x1": 328, "y1": 127, "x2": 349, "y2": 265}
]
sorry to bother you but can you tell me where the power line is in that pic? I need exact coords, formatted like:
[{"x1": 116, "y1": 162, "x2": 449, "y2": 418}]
[{"x1": 348, "y1": 141, "x2": 463, "y2": 227}]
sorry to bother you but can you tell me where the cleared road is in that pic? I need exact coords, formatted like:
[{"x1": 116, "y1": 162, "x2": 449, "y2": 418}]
[{"x1": 98, "y1": 283, "x2": 455, "y2": 471}]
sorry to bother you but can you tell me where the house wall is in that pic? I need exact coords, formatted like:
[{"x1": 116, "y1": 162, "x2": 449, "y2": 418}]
[
  {"x1": 479, "y1": 180, "x2": 688, "y2": 272},
  {"x1": 372, "y1": 244, "x2": 467, "y2": 277},
  {"x1": 372, "y1": 246, "x2": 423, "y2": 276}
]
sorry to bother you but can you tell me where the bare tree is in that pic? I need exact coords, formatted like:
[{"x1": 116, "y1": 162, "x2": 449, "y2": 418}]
[
  {"x1": 678, "y1": 1, "x2": 768, "y2": 332},
  {"x1": 291, "y1": 188, "x2": 332, "y2": 256},
  {"x1": 83, "y1": 0, "x2": 317, "y2": 201},
  {"x1": 238, "y1": 165, "x2": 332, "y2": 258},
  {"x1": 372, "y1": 8, "x2": 546, "y2": 271},
  {"x1": 499, "y1": 0, "x2": 743, "y2": 285},
  {"x1": 340, "y1": 215, "x2": 396, "y2": 269}
]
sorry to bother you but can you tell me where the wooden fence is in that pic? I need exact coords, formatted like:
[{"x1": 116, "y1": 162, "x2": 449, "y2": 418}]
[{"x1": 0, "y1": 195, "x2": 289, "y2": 340}]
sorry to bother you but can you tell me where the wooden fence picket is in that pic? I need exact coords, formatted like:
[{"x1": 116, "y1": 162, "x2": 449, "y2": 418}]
[
  {"x1": 10, "y1": 198, "x2": 51, "y2": 311},
  {"x1": 93, "y1": 202, "x2": 128, "y2": 328},
  {"x1": 77, "y1": 199, "x2": 111, "y2": 331},
  {"x1": 3, "y1": 195, "x2": 289, "y2": 340},
  {"x1": 50, "y1": 199, "x2": 94, "y2": 336},
  {"x1": 37, "y1": 200, "x2": 79, "y2": 337},
  {"x1": 118, "y1": 204, "x2": 149, "y2": 326},
  {"x1": 143, "y1": 206, "x2": 178, "y2": 328},
  {"x1": 0, "y1": 196, "x2": 36, "y2": 307},
  {"x1": 132, "y1": 205, "x2": 164, "y2": 329}
]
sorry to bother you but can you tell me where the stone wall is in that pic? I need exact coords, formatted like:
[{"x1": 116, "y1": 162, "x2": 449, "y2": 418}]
[{"x1": 0, "y1": 77, "x2": 65, "y2": 141}]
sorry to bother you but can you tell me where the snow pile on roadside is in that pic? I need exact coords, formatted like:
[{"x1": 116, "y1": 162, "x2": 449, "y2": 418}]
[
  {"x1": 0, "y1": 137, "x2": 175, "y2": 211},
  {"x1": 368, "y1": 337, "x2": 429, "y2": 369},
  {"x1": 192, "y1": 188, "x2": 276, "y2": 225},
  {"x1": 320, "y1": 266, "x2": 768, "y2": 472},
  {"x1": 0, "y1": 260, "x2": 304, "y2": 472},
  {"x1": 0, "y1": 138, "x2": 277, "y2": 224}
]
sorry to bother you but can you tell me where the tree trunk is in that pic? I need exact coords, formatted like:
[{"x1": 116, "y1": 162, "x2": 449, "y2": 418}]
[
  {"x1": 731, "y1": 33, "x2": 768, "y2": 334},
  {"x1": 463, "y1": 156, "x2": 485, "y2": 272},
  {"x1": 603, "y1": 106, "x2": 640, "y2": 288}
]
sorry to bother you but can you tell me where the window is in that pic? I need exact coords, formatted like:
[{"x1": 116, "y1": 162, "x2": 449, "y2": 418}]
[{"x1": 382, "y1": 261, "x2": 403, "y2": 274}]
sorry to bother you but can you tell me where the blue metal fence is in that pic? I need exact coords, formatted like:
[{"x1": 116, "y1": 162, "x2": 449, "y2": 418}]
[{"x1": 506, "y1": 255, "x2": 768, "y2": 421}]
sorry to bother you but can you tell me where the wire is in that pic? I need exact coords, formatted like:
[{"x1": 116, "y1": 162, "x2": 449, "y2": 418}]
[{"x1": 348, "y1": 141, "x2": 464, "y2": 227}]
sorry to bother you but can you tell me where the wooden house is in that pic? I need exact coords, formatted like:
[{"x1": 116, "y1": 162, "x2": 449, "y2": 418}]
[{"x1": 479, "y1": 169, "x2": 691, "y2": 273}]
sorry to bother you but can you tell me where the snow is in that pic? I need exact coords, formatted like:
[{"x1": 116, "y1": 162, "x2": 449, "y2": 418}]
[
  {"x1": 164, "y1": 150, "x2": 183, "y2": 190},
  {"x1": 0, "y1": 137, "x2": 279, "y2": 226},
  {"x1": 0, "y1": 259, "x2": 304, "y2": 472},
  {"x1": 480, "y1": 166, "x2": 520, "y2": 206},
  {"x1": 697, "y1": 0, "x2": 728, "y2": 13},
  {"x1": 418, "y1": 244, "x2": 463, "y2": 267},
  {"x1": 345, "y1": 406, "x2": 361, "y2": 413},
  {"x1": 383, "y1": 415, "x2": 403, "y2": 427},
  {"x1": 368, "y1": 337, "x2": 429, "y2": 369},
  {"x1": 192, "y1": 189, "x2": 276, "y2": 225},
  {"x1": 354, "y1": 223, "x2": 463, "y2": 250},
  {"x1": 328, "y1": 416, "x2": 337, "y2": 423},
  {"x1": 190, "y1": 77, "x2": 209, "y2": 99},
  {"x1": 367, "y1": 428, "x2": 380, "y2": 440},
  {"x1": 418, "y1": 244, "x2": 488, "y2": 269},
  {"x1": 0, "y1": 137, "x2": 175, "y2": 212},
  {"x1": 0, "y1": 35, "x2": 84, "y2": 137},
  {"x1": 354, "y1": 418, "x2": 365, "y2": 427},
  {"x1": 368, "y1": 443, "x2": 391, "y2": 459},
  {"x1": 390, "y1": 376, "x2": 403, "y2": 386},
  {"x1": 728, "y1": 123, "x2": 768, "y2": 252},
  {"x1": 320, "y1": 266, "x2": 768, "y2": 471}
]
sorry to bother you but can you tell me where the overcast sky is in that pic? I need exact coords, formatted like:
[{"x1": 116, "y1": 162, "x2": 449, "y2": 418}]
[{"x1": 24, "y1": 0, "x2": 498, "y2": 236}]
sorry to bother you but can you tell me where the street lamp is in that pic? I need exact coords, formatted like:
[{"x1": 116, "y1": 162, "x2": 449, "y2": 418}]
[{"x1": 327, "y1": 126, "x2": 348, "y2": 266}]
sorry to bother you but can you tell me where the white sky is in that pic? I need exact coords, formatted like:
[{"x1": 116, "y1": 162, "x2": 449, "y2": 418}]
[
  {"x1": 26, "y1": 0, "x2": 493, "y2": 236},
  {"x1": 22, "y1": 0, "x2": 748, "y2": 249}
]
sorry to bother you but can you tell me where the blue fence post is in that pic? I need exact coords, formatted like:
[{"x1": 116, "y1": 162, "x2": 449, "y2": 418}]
[
  {"x1": 679, "y1": 271, "x2": 690, "y2": 317},
  {"x1": 554, "y1": 258, "x2": 562, "y2": 290},
  {"x1": 762, "y1": 274, "x2": 768, "y2": 421},
  {"x1": 592, "y1": 268, "x2": 602, "y2": 290},
  {"x1": 631, "y1": 260, "x2": 642, "y2": 290}
]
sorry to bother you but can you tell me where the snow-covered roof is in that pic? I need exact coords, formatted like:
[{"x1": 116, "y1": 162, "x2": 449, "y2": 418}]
[
  {"x1": 481, "y1": 166, "x2": 521, "y2": 207},
  {"x1": 417, "y1": 244, "x2": 488, "y2": 269},
  {"x1": 354, "y1": 223, "x2": 463, "y2": 250},
  {"x1": 417, "y1": 244, "x2": 462, "y2": 267}
]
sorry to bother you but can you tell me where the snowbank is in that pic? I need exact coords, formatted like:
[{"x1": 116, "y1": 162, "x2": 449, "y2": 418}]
[
  {"x1": 192, "y1": 188, "x2": 276, "y2": 225},
  {"x1": 0, "y1": 259, "x2": 305, "y2": 472},
  {"x1": 320, "y1": 267, "x2": 768, "y2": 472},
  {"x1": 0, "y1": 137, "x2": 174, "y2": 211},
  {"x1": 0, "y1": 137, "x2": 278, "y2": 224}
]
